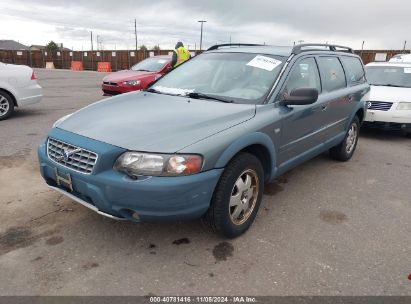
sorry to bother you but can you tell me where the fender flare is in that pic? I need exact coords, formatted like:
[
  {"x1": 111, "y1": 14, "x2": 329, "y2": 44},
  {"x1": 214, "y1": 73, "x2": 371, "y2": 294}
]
[
  {"x1": 215, "y1": 132, "x2": 277, "y2": 179},
  {"x1": 347, "y1": 103, "x2": 365, "y2": 129}
]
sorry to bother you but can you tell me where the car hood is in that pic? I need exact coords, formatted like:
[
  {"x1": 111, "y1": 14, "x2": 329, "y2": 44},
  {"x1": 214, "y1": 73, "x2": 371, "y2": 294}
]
[
  {"x1": 57, "y1": 92, "x2": 256, "y2": 152},
  {"x1": 369, "y1": 85, "x2": 411, "y2": 102},
  {"x1": 103, "y1": 70, "x2": 157, "y2": 82}
]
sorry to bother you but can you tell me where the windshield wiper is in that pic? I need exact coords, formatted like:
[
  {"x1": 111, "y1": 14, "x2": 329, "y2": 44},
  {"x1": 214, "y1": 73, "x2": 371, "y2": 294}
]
[
  {"x1": 186, "y1": 92, "x2": 233, "y2": 103},
  {"x1": 135, "y1": 69, "x2": 151, "y2": 72},
  {"x1": 372, "y1": 84, "x2": 404, "y2": 88},
  {"x1": 144, "y1": 88, "x2": 179, "y2": 97}
]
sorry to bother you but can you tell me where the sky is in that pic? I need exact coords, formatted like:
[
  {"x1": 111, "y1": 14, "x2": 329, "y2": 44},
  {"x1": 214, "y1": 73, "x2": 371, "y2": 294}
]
[{"x1": 0, "y1": 0, "x2": 410, "y2": 51}]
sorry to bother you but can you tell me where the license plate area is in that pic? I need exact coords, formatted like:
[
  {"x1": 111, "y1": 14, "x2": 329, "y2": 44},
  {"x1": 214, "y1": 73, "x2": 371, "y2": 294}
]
[
  {"x1": 54, "y1": 167, "x2": 73, "y2": 192},
  {"x1": 366, "y1": 111, "x2": 375, "y2": 122}
]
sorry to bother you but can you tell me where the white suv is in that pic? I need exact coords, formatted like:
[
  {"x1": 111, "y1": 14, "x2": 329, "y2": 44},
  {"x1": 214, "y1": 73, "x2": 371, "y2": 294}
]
[{"x1": 364, "y1": 62, "x2": 411, "y2": 136}]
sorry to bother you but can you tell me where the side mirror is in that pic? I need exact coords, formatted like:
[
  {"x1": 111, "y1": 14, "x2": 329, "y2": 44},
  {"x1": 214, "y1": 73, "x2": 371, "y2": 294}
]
[{"x1": 280, "y1": 88, "x2": 319, "y2": 106}]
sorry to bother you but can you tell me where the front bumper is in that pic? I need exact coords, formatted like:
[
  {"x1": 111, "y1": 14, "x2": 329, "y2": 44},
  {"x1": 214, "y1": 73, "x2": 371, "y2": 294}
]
[
  {"x1": 365, "y1": 108, "x2": 411, "y2": 124},
  {"x1": 101, "y1": 84, "x2": 139, "y2": 96},
  {"x1": 38, "y1": 128, "x2": 223, "y2": 222}
]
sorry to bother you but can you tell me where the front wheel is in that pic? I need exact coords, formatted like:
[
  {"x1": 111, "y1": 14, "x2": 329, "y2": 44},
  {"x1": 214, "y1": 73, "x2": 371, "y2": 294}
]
[
  {"x1": 329, "y1": 116, "x2": 360, "y2": 161},
  {"x1": 203, "y1": 152, "x2": 264, "y2": 238}
]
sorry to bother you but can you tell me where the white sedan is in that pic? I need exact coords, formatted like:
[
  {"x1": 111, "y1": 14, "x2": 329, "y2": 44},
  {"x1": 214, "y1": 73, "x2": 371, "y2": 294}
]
[
  {"x1": 0, "y1": 62, "x2": 42, "y2": 120},
  {"x1": 364, "y1": 62, "x2": 411, "y2": 136}
]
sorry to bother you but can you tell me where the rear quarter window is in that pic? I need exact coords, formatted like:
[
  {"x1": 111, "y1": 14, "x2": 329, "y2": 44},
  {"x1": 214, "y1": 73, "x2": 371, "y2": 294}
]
[
  {"x1": 341, "y1": 56, "x2": 366, "y2": 86},
  {"x1": 317, "y1": 57, "x2": 347, "y2": 92}
]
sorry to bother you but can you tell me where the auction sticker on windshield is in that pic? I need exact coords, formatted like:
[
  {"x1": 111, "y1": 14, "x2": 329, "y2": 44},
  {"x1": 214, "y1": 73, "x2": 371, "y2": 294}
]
[{"x1": 246, "y1": 55, "x2": 282, "y2": 71}]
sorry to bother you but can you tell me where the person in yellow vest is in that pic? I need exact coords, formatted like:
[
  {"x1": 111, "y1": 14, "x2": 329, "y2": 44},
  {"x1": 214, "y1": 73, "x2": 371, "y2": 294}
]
[{"x1": 172, "y1": 42, "x2": 191, "y2": 68}]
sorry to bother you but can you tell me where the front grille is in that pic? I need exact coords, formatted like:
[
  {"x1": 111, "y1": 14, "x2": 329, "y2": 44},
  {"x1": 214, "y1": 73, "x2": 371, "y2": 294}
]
[
  {"x1": 103, "y1": 89, "x2": 121, "y2": 96},
  {"x1": 47, "y1": 138, "x2": 98, "y2": 174},
  {"x1": 103, "y1": 81, "x2": 118, "y2": 86},
  {"x1": 368, "y1": 101, "x2": 393, "y2": 111}
]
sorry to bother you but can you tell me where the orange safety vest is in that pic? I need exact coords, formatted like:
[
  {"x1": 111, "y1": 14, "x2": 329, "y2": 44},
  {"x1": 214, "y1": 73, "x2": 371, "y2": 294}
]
[{"x1": 174, "y1": 47, "x2": 190, "y2": 67}]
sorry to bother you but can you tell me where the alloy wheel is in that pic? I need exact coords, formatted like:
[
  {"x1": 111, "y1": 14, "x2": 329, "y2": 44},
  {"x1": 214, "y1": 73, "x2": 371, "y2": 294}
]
[
  {"x1": 229, "y1": 169, "x2": 259, "y2": 225},
  {"x1": 0, "y1": 95, "x2": 10, "y2": 117},
  {"x1": 346, "y1": 123, "x2": 358, "y2": 154}
]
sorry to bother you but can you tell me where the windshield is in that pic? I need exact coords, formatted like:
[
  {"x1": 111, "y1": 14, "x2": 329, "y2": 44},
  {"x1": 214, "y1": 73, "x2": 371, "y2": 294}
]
[
  {"x1": 365, "y1": 66, "x2": 411, "y2": 88},
  {"x1": 131, "y1": 57, "x2": 169, "y2": 72},
  {"x1": 151, "y1": 52, "x2": 286, "y2": 104}
]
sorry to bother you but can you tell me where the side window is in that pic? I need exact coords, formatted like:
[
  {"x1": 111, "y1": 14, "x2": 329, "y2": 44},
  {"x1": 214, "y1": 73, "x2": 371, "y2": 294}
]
[
  {"x1": 340, "y1": 56, "x2": 366, "y2": 86},
  {"x1": 283, "y1": 57, "x2": 321, "y2": 95},
  {"x1": 317, "y1": 57, "x2": 346, "y2": 92}
]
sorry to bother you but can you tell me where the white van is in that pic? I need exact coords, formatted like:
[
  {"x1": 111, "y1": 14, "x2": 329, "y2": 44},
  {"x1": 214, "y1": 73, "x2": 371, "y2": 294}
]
[{"x1": 364, "y1": 62, "x2": 411, "y2": 136}]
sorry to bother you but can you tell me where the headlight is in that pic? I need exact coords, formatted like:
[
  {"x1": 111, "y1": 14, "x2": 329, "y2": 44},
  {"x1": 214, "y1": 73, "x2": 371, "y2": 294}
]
[
  {"x1": 114, "y1": 152, "x2": 203, "y2": 177},
  {"x1": 123, "y1": 80, "x2": 141, "y2": 86},
  {"x1": 53, "y1": 114, "x2": 72, "y2": 128},
  {"x1": 396, "y1": 102, "x2": 411, "y2": 110}
]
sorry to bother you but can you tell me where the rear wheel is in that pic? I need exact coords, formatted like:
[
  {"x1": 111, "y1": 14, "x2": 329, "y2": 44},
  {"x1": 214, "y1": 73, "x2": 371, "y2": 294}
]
[
  {"x1": 0, "y1": 91, "x2": 14, "y2": 121},
  {"x1": 329, "y1": 116, "x2": 360, "y2": 161},
  {"x1": 203, "y1": 152, "x2": 264, "y2": 238}
]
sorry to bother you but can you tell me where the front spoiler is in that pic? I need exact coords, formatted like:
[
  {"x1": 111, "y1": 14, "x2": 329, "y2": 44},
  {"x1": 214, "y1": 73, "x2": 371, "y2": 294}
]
[{"x1": 48, "y1": 185, "x2": 126, "y2": 221}]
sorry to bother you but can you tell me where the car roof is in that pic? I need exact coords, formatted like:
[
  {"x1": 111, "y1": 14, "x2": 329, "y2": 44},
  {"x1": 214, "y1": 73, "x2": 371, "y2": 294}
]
[
  {"x1": 151, "y1": 55, "x2": 171, "y2": 59},
  {"x1": 366, "y1": 61, "x2": 411, "y2": 68},
  {"x1": 205, "y1": 44, "x2": 358, "y2": 58},
  {"x1": 207, "y1": 45, "x2": 293, "y2": 57}
]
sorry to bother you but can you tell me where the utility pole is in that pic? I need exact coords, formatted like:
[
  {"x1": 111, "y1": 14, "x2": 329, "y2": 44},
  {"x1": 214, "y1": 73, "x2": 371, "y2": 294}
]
[
  {"x1": 198, "y1": 20, "x2": 207, "y2": 51},
  {"x1": 360, "y1": 40, "x2": 365, "y2": 57},
  {"x1": 403, "y1": 40, "x2": 407, "y2": 53},
  {"x1": 90, "y1": 31, "x2": 94, "y2": 71},
  {"x1": 90, "y1": 31, "x2": 93, "y2": 52},
  {"x1": 134, "y1": 18, "x2": 138, "y2": 51}
]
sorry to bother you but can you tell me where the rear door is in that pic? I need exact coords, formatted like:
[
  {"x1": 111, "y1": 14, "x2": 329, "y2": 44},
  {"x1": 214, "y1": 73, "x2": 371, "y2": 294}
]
[
  {"x1": 339, "y1": 55, "x2": 369, "y2": 118},
  {"x1": 315, "y1": 56, "x2": 350, "y2": 140}
]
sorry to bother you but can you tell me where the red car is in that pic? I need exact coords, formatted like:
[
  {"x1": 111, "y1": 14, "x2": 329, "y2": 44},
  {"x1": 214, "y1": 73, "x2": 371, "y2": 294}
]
[{"x1": 102, "y1": 56, "x2": 171, "y2": 96}]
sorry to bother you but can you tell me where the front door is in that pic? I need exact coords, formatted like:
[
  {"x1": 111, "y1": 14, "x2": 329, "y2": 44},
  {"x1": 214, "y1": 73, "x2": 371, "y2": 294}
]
[{"x1": 276, "y1": 57, "x2": 325, "y2": 165}]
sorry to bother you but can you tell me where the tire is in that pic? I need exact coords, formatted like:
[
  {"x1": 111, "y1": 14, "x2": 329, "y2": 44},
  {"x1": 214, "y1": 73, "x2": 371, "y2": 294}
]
[
  {"x1": 329, "y1": 116, "x2": 360, "y2": 161},
  {"x1": 203, "y1": 152, "x2": 264, "y2": 238},
  {"x1": 0, "y1": 91, "x2": 15, "y2": 121}
]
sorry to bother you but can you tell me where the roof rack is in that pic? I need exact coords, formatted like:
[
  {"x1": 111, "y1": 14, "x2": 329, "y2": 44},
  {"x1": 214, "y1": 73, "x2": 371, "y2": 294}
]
[
  {"x1": 292, "y1": 43, "x2": 354, "y2": 54},
  {"x1": 207, "y1": 43, "x2": 264, "y2": 51}
]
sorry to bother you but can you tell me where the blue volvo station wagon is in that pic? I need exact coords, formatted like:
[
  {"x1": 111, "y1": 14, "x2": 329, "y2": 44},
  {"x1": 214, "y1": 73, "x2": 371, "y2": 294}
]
[{"x1": 38, "y1": 43, "x2": 369, "y2": 238}]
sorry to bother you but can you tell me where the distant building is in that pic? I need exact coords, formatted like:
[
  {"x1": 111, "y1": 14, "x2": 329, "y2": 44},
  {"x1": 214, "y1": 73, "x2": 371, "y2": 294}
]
[
  {"x1": 30, "y1": 44, "x2": 71, "y2": 51},
  {"x1": 0, "y1": 40, "x2": 29, "y2": 50},
  {"x1": 30, "y1": 45, "x2": 45, "y2": 51}
]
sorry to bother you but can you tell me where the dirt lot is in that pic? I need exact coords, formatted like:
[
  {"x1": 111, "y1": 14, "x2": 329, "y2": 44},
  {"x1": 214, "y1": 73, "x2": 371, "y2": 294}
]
[{"x1": 0, "y1": 69, "x2": 410, "y2": 295}]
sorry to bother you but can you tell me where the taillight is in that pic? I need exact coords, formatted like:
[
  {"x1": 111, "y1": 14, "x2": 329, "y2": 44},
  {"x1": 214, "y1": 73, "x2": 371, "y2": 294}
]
[{"x1": 31, "y1": 71, "x2": 37, "y2": 80}]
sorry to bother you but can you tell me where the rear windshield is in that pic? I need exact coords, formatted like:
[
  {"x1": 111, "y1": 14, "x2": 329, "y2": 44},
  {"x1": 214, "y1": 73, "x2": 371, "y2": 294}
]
[{"x1": 365, "y1": 66, "x2": 411, "y2": 88}]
